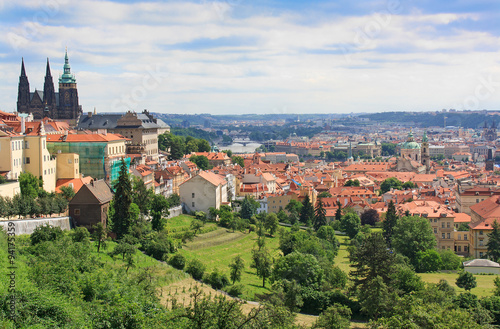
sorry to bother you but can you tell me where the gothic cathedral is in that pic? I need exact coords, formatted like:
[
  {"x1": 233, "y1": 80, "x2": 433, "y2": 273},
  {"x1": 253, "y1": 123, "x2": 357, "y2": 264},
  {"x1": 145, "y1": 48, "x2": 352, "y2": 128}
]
[{"x1": 17, "y1": 50, "x2": 82, "y2": 120}]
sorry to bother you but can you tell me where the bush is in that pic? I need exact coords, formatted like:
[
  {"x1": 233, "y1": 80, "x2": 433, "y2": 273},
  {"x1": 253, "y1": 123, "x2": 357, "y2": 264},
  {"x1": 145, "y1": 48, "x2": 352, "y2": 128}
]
[
  {"x1": 143, "y1": 237, "x2": 177, "y2": 261},
  {"x1": 440, "y1": 250, "x2": 462, "y2": 270},
  {"x1": 168, "y1": 253, "x2": 186, "y2": 270},
  {"x1": 226, "y1": 284, "x2": 244, "y2": 297},
  {"x1": 185, "y1": 259, "x2": 206, "y2": 280},
  {"x1": 30, "y1": 224, "x2": 64, "y2": 245},
  {"x1": 70, "y1": 227, "x2": 90, "y2": 243},
  {"x1": 204, "y1": 268, "x2": 230, "y2": 290}
]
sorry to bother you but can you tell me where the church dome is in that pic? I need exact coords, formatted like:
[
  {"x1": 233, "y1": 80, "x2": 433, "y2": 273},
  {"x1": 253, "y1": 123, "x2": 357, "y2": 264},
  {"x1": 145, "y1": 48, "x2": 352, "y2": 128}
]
[{"x1": 400, "y1": 131, "x2": 420, "y2": 149}]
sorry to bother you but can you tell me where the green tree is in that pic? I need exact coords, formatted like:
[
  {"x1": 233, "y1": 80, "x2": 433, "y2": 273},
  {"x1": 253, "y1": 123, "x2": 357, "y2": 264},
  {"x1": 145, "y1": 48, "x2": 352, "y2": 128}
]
[
  {"x1": 314, "y1": 198, "x2": 327, "y2": 231},
  {"x1": 231, "y1": 156, "x2": 245, "y2": 167},
  {"x1": 186, "y1": 259, "x2": 206, "y2": 280},
  {"x1": 318, "y1": 191, "x2": 332, "y2": 198},
  {"x1": 150, "y1": 194, "x2": 169, "y2": 231},
  {"x1": 440, "y1": 250, "x2": 462, "y2": 270},
  {"x1": 19, "y1": 172, "x2": 40, "y2": 198},
  {"x1": 392, "y1": 215, "x2": 436, "y2": 265},
  {"x1": 272, "y1": 251, "x2": 324, "y2": 286},
  {"x1": 380, "y1": 177, "x2": 403, "y2": 194},
  {"x1": 313, "y1": 304, "x2": 351, "y2": 329},
  {"x1": 131, "y1": 176, "x2": 153, "y2": 218},
  {"x1": 487, "y1": 220, "x2": 500, "y2": 262},
  {"x1": 159, "y1": 133, "x2": 185, "y2": 160},
  {"x1": 416, "y1": 249, "x2": 442, "y2": 273},
  {"x1": 30, "y1": 224, "x2": 63, "y2": 245},
  {"x1": 349, "y1": 232, "x2": 395, "y2": 290},
  {"x1": 111, "y1": 159, "x2": 133, "y2": 239},
  {"x1": 251, "y1": 248, "x2": 273, "y2": 287},
  {"x1": 340, "y1": 212, "x2": 361, "y2": 239},
  {"x1": 92, "y1": 222, "x2": 107, "y2": 253},
  {"x1": 59, "y1": 185, "x2": 75, "y2": 201},
  {"x1": 335, "y1": 201, "x2": 342, "y2": 222},
  {"x1": 359, "y1": 276, "x2": 391, "y2": 319},
  {"x1": 191, "y1": 155, "x2": 210, "y2": 170},
  {"x1": 344, "y1": 179, "x2": 360, "y2": 187},
  {"x1": 402, "y1": 181, "x2": 415, "y2": 190},
  {"x1": 381, "y1": 142, "x2": 396, "y2": 156},
  {"x1": 285, "y1": 199, "x2": 302, "y2": 224},
  {"x1": 240, "y1": 195, "x2": 259, "y2": 220},
  {"x1": 228, "y1": 255, "x2": 245, "y2": 284},
  {"x1": 197, "y1": 139, "x2": 211, "y2": 152},
  {"x1": 299, "y1": 195, "x2": 315, "y2": 225},
  {"x1": 382, "y1": 200, "x2": 398, "y2": 247},
  {"x1": 264, "y1": 212, "x2": 279, "y2": 236},
  {"x1": 456, "y1": 271, "x2": 477, "y2": 291}
]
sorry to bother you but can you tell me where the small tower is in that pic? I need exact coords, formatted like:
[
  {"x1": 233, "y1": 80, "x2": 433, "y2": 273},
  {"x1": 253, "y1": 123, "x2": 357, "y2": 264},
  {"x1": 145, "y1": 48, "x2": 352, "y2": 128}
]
[
  {"x1": 421, "y1": 131, "x2": 430, "y2": 172},
  {"x1": 17, "y1": 58, "x2": 30, "y2": 114}
]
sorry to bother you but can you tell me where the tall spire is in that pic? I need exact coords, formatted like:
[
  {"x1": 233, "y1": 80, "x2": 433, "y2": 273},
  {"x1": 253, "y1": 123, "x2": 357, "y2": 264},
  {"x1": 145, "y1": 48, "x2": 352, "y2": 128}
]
[
  {"x1": 45, "y1": 58, "x2": 52, "y2": 77},
  {"x1": 21, "y1": 57, "x2": 27, "y2": 77}
]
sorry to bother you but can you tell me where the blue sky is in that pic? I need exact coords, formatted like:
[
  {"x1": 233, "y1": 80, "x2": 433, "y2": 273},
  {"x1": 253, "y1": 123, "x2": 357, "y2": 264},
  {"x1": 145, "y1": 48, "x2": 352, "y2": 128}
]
[{"x1": 0, "y1": 0, "x2": 499, "y2": 115}]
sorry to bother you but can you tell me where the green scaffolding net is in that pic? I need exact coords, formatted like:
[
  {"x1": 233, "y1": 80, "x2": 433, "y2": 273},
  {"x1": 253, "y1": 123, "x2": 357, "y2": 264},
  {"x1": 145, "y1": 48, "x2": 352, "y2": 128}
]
[{"x1": 47, "y1": 142, "x2": 131, "y2": 181}]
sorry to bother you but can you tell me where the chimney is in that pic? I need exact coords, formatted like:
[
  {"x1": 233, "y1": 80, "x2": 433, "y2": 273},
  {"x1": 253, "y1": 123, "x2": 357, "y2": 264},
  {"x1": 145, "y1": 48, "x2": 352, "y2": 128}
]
[
  {"x1": 21, "y1": 116, "x2": 25, "y2": 135},
  {"x1": 88, "y1": 112, "x2": 92, "y2": 118}
]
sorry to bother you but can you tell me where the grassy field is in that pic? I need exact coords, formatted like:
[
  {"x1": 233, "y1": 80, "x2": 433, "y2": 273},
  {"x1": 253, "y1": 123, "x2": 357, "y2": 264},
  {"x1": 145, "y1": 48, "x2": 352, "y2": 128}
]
[{"x1": 178, "y1": 227, "x2": 281, "y2": 300}]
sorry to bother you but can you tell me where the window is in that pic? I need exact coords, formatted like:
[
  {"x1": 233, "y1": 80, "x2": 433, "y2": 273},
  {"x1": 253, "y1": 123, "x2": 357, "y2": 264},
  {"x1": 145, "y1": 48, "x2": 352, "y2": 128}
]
[
  {"x1": 441, "y1": 222, "x2": 445, "y2": 228},
  {"x1": 74, "y1": 209, "x2": 80, "y2": 215},
  {"x1": 480, "y1": 240, "x2": 484, "y2": 246},
  {"x1": 458, "y1": 246, "x2": 462, "y2": 252},
  {"x1": 477, "y1": 199, "x2": 480, "y2": 203},
  {"x1": 458, "y1": 234, "x2": 461, "y2": 240},
  {"x1": 192, "y1": 193, "x2": 195, "y2": 198},
  {"x1": 434, "y1": 218, "x2": 438, "y2": 223},
  {"x1": 25, "y1": 141, "x2": 29, "y2": 149},
  {"x1": 68, "y1": 159, "x2": 72, "y2": 164},
  {"x1": 434, "y1": 228, "x2": 437, "y2": 234},
  {"x1": 480, "y1": 252, "x2": 484, "y2": 257},
  {"x1": 447, "y1": 222, "x2": 450, "y2": 228},
  {"x1": 464, "y1": 234, "x2": 468, "y2": 240},
  {"x1": 480, "y1": 231, "x2": 484, "y2": 235},
  {"x1": 192, "y1": 202, "x2": 195, "y2": 207},
  {"x1": 465, "y1": 246, "x2": 468, "y2": 252},
  {"x1": 442, "y1": 233, "x2": 445, "y2": 239},
  {"x1": 447, "y1": 233, "x2": 450, "y2": 239},
  {"x1": 25, "y1": 157, "x2": 30, "y2": 164},
  {"x1": 43, "y1": 140, "x2": 45, "y2": 149}
]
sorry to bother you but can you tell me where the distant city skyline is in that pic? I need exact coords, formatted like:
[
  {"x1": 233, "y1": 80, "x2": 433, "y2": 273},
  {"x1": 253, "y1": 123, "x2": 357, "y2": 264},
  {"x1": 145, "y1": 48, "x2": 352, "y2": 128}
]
[{"x1": 0, "y1": 0, "x2": 499, "y2": 115}]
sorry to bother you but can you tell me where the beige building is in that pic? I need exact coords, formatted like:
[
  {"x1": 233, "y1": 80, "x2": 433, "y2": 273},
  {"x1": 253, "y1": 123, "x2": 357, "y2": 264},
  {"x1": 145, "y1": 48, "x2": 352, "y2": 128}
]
[
  {"x1": 267, "y1": 191, "x2": 299, "y2": 214},
  {"x1": 0, "y1": 128, "x2": 57, "y2": 192},
  {"x1": 56, "y1": 153, "x2": 80, "y2": 180},
  {"x1": 179, "y1": 171, "x2": 228, "y2": 213},
  {"x1": 469, "y1": 195, "x2": 500, "y2": 258}
]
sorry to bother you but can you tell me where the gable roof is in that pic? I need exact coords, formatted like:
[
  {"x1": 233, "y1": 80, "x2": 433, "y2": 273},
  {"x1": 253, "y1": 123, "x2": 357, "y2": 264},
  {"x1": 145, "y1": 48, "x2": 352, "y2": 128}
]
[{"x1": 85, "y1": 179, "x2": 113, "y2": 203}]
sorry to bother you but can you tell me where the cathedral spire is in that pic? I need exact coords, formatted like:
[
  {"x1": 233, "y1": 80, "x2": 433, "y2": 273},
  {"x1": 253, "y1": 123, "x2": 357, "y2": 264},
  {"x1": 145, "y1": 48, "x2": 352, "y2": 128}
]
[
  {"x1": 21, "y1": 57, "x2": 27, "y2": 77},
  {"x1": 45, "y1": 58, "x2": 52, "y2": 77}
]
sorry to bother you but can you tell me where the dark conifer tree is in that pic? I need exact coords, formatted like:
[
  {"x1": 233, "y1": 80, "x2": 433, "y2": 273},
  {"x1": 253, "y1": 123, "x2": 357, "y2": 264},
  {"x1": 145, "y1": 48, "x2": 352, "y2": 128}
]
[
  {"x1": 487, "y1": 220, "x2": 500, "y2": 262},
  {"x1": 314, "y1": 198, "x2": 327, "y2": 231},
  {"x1": 112, "y1": 159, "x2": 132, "y2": 239},
  {"x1": 382, "y1": 200, "x2": 398, "y2": 247},
  {"x1": 299, "y1": 195, "x2": 315, "y2": 225}
]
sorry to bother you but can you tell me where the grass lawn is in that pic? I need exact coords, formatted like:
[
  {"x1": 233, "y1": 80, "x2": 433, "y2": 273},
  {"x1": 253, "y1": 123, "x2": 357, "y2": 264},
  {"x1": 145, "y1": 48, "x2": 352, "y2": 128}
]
[
  {"x1": 178, "y1": 227, "x2": 281, "y2": 300},
  {"x1": 167, "y1": 214, "x2": 197, "y2": 232},
  {"x1": 335, "y1": 234, "x2": 352, "y2": 274}
]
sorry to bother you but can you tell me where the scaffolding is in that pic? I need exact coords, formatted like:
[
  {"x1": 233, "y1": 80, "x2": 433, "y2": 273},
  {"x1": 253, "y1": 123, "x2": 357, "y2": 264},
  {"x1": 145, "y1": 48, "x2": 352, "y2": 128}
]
[{"x1": 47, "y1": 142, "x2": 131, "y2": 181}]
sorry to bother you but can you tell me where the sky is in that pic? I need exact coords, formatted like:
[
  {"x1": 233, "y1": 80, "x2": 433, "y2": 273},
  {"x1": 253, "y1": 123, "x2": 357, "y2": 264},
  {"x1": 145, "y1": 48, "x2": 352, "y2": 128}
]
[{"x1": 0, "y1": 0, "x2": 499, "y2": 115}]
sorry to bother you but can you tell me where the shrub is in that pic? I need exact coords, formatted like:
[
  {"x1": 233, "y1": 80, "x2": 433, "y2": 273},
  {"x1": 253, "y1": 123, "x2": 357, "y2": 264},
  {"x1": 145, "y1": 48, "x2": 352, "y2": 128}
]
[
  {"x1": 168, "y1": 253, "x2": 186, "y2": 270},
  {"x1": 30, "y1": 224, "x2": 63, "y2": 245},
  {"x1": 143, "y1": 237, "x2": 177, "y2": 261},
  {"x1": 226, "y1": 284, "x2": 244, "y2": 297},
  {"x1": 185, "y1": 259, "x2": 206, "y2": 280},
  {"x1": 204, "y1": 268, "x2": 230, "y2": 290}
]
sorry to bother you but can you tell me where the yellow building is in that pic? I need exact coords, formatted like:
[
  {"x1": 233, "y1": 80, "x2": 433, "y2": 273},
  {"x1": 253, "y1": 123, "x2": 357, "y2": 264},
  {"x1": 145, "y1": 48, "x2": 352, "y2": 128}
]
[
  {"x1": 469, "y1": 195, "x2": 500, "y2": 258},
  {"x1": 0, "y1": 128, "x2": 56, "y2": 192}
]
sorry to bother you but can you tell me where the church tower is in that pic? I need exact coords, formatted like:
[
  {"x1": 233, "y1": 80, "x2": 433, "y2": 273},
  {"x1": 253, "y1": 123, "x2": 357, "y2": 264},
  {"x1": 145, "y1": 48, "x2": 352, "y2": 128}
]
[
  {"x1": 421, "y1": 131, "x2": 430, "y2": 172},
  {"x1": 58, "y1": 49, "x2": 81, "y2": 120},
  {"x1": 17, "y1": 58, "x2": 30, "y2": 114},
  {"x1": 43, "y1": 58, "x2": 57, "y2": 117}
]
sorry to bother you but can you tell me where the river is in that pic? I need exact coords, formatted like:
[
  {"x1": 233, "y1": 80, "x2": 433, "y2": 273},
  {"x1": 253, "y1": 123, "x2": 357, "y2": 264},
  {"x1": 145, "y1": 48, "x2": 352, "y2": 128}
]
[{"x1": 218, "y1": 142, "x2": 262, "y2": 154}]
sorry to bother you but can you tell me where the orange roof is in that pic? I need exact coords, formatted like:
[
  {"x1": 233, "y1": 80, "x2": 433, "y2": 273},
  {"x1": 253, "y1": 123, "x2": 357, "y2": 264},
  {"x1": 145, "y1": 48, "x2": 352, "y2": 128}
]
[
  {"x1": 47, "y1": 133, "x2": 126, "y2": 142},
  {"x1": 470, "y1": 195, "x2": 500, "y2": 219},
  {"x1": 197, "y1": 171, "x2": 227, "y2": 186},
  {"x1": 55, "y1": 176, "x2": 93, "y2": 194},
  {"x1": 454, "y1": 213, "x2": 471, "y2": 223}
]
